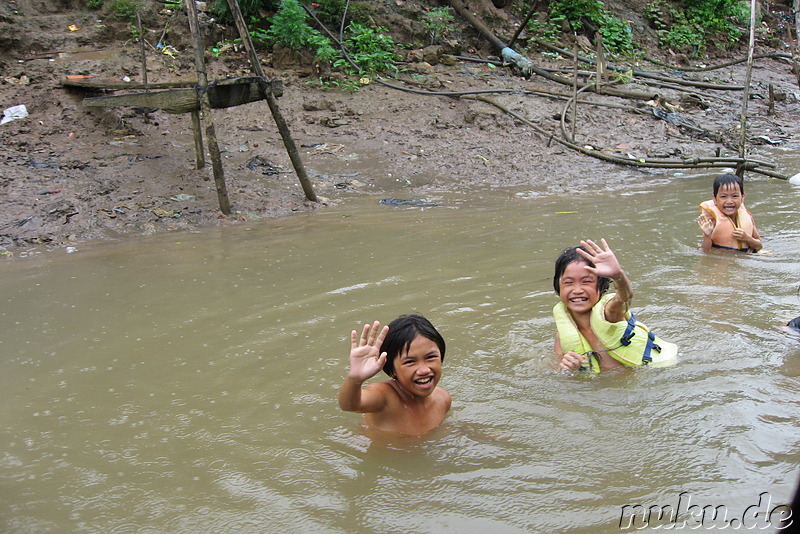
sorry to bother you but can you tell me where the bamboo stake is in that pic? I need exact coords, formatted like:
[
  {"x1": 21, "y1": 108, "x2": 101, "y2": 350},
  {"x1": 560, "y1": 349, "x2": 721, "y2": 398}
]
[
  {"x1": 186, "y1": 0, "x2": 231, "y2": 214},
  {"x1": 224, "y1": 0, "x2": 318, "y2": 202},
  {"x1": 571, "y1": 41, "x2": 578, "y2": 142},
  {"x1": 595, "y1": 32, "x2": 606, "y2": 88},
  {"x1": 736, "y1": 0, "x2": 757, "y2": 176}
]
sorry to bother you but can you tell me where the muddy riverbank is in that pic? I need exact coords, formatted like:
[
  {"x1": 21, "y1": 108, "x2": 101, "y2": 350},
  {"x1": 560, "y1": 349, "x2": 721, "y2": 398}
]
[{"x1": 1, "y1": 0, "x2": 799, "y2": 254}]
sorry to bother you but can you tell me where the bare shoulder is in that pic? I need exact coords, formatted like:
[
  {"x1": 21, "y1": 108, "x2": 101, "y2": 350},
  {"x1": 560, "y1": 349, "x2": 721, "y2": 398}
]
[
  {"x1": 358, "y1": 380, "x2": 396, "y2": 409},
  {"x1": 364, "y1": 380, "x2": 395, "y2": 396},
  {"x1": 434, "y1": 386, "x2": 452, "y2": 411}
]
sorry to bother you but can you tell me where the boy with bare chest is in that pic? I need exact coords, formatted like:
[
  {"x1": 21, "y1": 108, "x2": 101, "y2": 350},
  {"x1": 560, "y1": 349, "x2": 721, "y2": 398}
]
[{"x1": 338, "y1": 315, "x2": 451, "y2": 436}]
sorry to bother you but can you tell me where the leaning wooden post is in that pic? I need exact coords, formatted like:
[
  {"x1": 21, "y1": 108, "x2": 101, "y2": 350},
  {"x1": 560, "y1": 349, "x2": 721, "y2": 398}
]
[
  {"x1": 736, "y1": 0, "x2": 757, "y2": 176},
  {"x1": 186, "y1": 0, "x2": 231, "y2": 214},
  {"x1": 225, "y1": 0, "x2": 318, "y2": 202}
]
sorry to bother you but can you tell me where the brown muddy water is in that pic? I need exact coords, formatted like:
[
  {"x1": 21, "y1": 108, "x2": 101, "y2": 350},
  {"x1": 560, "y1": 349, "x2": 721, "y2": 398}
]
[{"x1": 2, "y1": 167, "x2": 799, "y2": 533}]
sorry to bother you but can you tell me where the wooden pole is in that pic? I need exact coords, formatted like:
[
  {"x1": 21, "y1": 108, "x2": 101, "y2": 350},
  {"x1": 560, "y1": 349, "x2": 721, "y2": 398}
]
[
  {"x1": 595, "y1": 32, "x2": 606, "y2": 87},
  {"x1": 136, "y1": 12, "x2": 150, "y2": 124},
  {"x1": 571, "y1": 41, "x2": 578, "y2": 142},
  {"x1": 792, "y1": 0, "x2": 800, "y2": 89},
  {"x1": 190, "y1": 110, "x2": 205, "y2": 169},
  {"x1": 736, "y1": 0, "x2": 757, "y2": 176},
  {"x1": 186, "y1": 0, "x2": 231, "y2": 214},
  {"x1": 224, "y1": 0, "x2": 318, "y2": 202},
  {"x1": 768, "y1": 83, "x2": 775, "y2": 115}
]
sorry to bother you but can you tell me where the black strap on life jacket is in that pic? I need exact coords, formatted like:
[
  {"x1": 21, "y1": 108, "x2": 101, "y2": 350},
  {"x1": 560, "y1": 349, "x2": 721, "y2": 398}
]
[{"x1": 620, "y1": 312, "x2": 661, "y2": 365}]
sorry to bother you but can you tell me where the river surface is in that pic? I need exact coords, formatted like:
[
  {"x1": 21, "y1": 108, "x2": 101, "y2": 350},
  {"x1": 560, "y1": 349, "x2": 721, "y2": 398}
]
[{"x1": 2, "y1": 166, "x2": 799, "y2": 533}]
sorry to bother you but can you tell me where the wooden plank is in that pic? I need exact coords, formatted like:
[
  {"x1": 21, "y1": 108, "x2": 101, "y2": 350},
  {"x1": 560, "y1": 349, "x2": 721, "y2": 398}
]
[
  {"x1": 81, "y1": 77, "x2": 283, "y2": 114},
  {"x1": 63, "y1": 77, "x2": 197, "y2": 90}
]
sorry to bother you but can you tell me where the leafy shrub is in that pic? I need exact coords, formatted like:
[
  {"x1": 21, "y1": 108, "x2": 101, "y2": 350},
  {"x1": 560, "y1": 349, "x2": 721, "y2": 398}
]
[
  {"x1": 525, "y1": 17, "x2": 562, "y2": 43},
  {"x1": 109, "y1": 0, "x2": 140, "y2": 20},
  {"x1": 597, "y1": 14, "x2": 633, "y2": 54},
  {"x1": 644, "y1": 0, "x2": 746, "y2": 56},
  {"x1": 312, "y1": 0, "x2": 372, "y2": 28},
  {"x1": 86, "y1": 0, "x2": 104, "y2": 10},
  {"x1": 547, "y1": 0, "x2": 634, "y2": 54},
  {"x1": 247, "y1": 0, "x2": 340, "y2": 62},
  {"x1": 422, "y1": 7, "x2": 454, "y2": 44},
  {"x1": 334, "y1": 22, "x2": 400, "y2": 75},
  {"x1": 265, "y1": 0, "x2": 312, "y2": 49},
  {"x1": 211, "y1": 0, "x2": 278, "y2": 23}
]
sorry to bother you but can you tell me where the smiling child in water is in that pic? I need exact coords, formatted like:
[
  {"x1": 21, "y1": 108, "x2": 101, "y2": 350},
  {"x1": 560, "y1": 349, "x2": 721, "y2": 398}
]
[
  {"x1": 553, "y1": 239, "x2": 677, "y2": 373},
  {"x1": 697, "y1": 173, "x2": 762, "y2": 253},
  {"x1": 338, "y1": 314, "x2": 451, "y2": 435}
]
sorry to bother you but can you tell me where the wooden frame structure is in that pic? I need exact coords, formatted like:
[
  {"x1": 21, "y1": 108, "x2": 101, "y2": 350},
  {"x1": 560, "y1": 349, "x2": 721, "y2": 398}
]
[{"x1": 63, "y1": 0, "x2": 317, "y2": 214}]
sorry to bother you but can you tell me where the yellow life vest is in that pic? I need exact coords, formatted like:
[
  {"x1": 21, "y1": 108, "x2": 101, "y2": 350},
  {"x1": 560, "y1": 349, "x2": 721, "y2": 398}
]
[
  {"x1": 699, "y1": 199, "x2": 755, "y2": 252},
  {"x1": 554, "y1": 293, "x2": 678, "y2": 373}
]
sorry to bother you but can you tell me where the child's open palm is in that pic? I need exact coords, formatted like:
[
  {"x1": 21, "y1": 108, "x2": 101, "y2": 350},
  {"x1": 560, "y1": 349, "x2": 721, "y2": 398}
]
[
  {"x1": 576, "y1": 238, "x2": 622, "y2": 280},
  {"x1": 348, "y1": 321, "x2": 389, "y2": 382},
  {"x1": 697, "y1": 214, "x2": 716, "y2": 237}
]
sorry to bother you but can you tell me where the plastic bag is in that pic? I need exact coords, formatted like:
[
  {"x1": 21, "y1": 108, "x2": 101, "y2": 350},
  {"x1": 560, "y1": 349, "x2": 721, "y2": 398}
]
[{"x1": 1, "y1": 105, "x2": 28, "y2": 125}]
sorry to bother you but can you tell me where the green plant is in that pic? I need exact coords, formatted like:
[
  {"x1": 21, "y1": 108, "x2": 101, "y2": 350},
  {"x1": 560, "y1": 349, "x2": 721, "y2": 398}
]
[
  {"x1": 306, "y1": 77, "x2": 361, "y2": 92},
  {"x1": 246, "y1": 0, "x2": 340, "y2": 63},
  {"x1": 264, "y1": 0, "x2": 335, "y2": 53},
  {"x1": 210, "y1": 0, "x2": 277, "y2": 23},
  {"x1": 422, "y1": 7, "x2": 454, "y2": 44},
  {"x1": 597, "y1": 14, "x2": 633, "y2": 54},
  {"x1": 544, "y1": 0, "x2": 634, "y2": 55},
  {"x1": 86, "y1": 0, "x2": 104, "y2": 10},
  {"x1": 313, "y1": 0, "x2": 372, "y2": 28},
  {"x1": 265, "y1": 0, "x2": 311, "y2": 49},
  {"x1": 334, "y1": 22, "x2": 400, "y2": 75},
  {"x1": 525, "y1": 18, "x2": 562, "y2": 43},
  {"x1": 128, "y1": 23, "x2": 140, "y2": 40},
  {"x1": 307, "y1": 32, "x2": 339, "y2": 63},
  {"x1": 109, "y1": 0, "x2": 140, "y2": 20},
  {"x1": 644, "y1": 0, "x2": 746, "y2": 56}
]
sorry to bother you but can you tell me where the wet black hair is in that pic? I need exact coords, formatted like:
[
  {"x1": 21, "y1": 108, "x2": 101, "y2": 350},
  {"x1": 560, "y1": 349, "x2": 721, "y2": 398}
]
[
  {"x1": 381, "y1": 314, "x2": 446, "y2": 378},
  {"x1": 788, "y1": 316, "x2": 800, "y2": 332},
  {"x1": 713, "y1": 173, "x2": 744, "y2": 196},
  {"x1": 552, "y1": 246, "x2": 611, "y2": 296}
]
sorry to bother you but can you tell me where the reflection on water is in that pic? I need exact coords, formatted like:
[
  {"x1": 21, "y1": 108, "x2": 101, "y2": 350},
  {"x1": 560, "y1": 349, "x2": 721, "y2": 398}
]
[{"x1": 1, "y1": 171, "x2": 799, "y2": 533}]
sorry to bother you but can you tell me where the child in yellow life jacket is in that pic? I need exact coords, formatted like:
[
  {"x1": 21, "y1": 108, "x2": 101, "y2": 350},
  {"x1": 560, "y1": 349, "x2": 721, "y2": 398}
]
[
  {"x1": 553, "y1": 239, "x2": 677, "y2": 373},
  {"x1": 697, "y1": 173, "x2": 762, "y2": 253}
]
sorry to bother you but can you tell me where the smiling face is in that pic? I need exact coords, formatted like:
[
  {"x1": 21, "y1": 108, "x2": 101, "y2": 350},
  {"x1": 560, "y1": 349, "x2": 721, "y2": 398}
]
[
  {"x1": 713, "y1": 182, "x2": 745, "y2": 218},
  {"x1": 558, "y1": 260, "x2": 601, "y2": 316},
  {"x1": 391, "y1": 334, "x2": 443, "y2": 398}
]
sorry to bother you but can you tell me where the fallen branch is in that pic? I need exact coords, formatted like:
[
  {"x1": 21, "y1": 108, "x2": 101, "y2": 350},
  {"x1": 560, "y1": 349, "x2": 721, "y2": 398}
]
[
  {"x1": 467, "y1": 95, "x2": 790, "y2": 180},
  {"x1": 532, "y1": 39, "x2": 745, "y2": 91}
]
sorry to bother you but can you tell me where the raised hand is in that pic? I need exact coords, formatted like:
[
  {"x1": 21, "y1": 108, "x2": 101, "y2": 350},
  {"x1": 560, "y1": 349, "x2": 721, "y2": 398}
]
[
  {"x1": 576, "y1": 238, "x2": 622, "y2": 281},
  {"x1": 697, "y1": 214, "x2": 715, "y2": 237},
  {"x1": 347, "y1": 321, "x2": 389, "y2": 382}
]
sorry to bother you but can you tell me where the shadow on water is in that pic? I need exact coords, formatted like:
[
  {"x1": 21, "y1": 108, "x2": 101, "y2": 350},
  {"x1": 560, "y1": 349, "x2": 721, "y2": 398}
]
[{"x1": 1, "y1": 170, "x2": 799, "y2": 532}]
